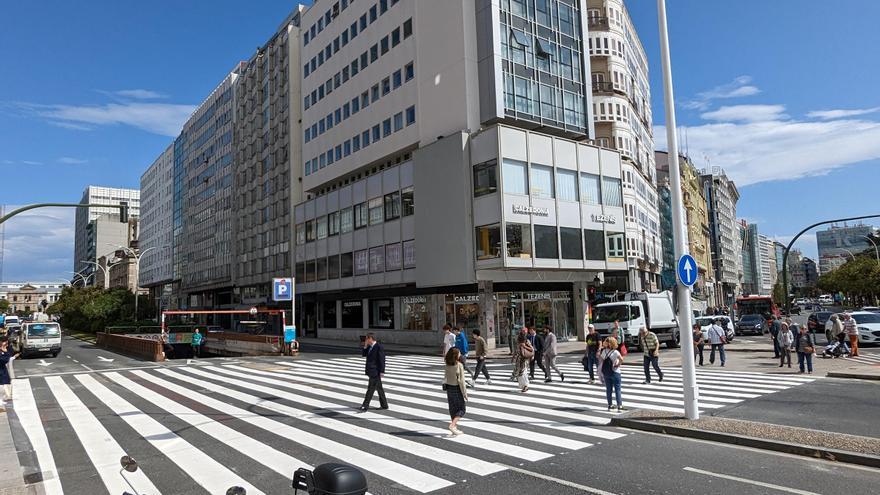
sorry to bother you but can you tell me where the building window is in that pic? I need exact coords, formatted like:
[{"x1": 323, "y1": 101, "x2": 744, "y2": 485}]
[
  {"x1": 473, "y1": 160, "x2": 498, "y2": 197},
  {"x1": 305, "y1": 220, "x2": 316, "y2": 242},
  {"x1": 328, "y1": 212, "x2": 340, "y2": 236},
  {"x1": 369, "y1": 299, "x2": 394, "y2": 328},
  {"x1": 560, "y1": 227, "x2": 583, "y2": 260},
  {"x1": 580, "y1": 173, "x2": 602, "y2": 205},
  {"x1": 321, "y1": 301, "x2": 337, "y2": 328},
  {"x1": 403, "y1": 18, "x2": 413, "y2": 38},
  {"x1": 514, "y1": 77, "x2": 533, "y2": 113},
  {"x1": 354, "y1": 203, "x2": 368, "y2": 229},
  {"x1": 385, "y1": 243, "x2": 402, "y2": 270},
  {"x1": 393, "y1": 112, "x2": 403, "y2": 131},
  {"x1": 603, "y1": 177, "x2": 623, "y2": 207},
  {"x1": 403, "y1": 239, "x2": 416, "y2": 268},
  {"x1": 340, "y1": 207, "x2": 354, "y2": 233},
  {"x1": 340, "y1": 252, "x2": 354, "y2": 277},
  {"x1": 401, "y1": 186, "x2": 414, "y2": 216},
  {"x1": 558, "y1": 3, "x2": 575, "y2": 36},
  {"x1": 530, "y1": 164, "x2": 554, "y2": 198},
  {"x1": 405, "y1": 105, "x2": 416, "y2": 125},
  {"x1": 534, "y1": 225, "x2": 559, "y2": 258},
  {"x1": 328, "y1": 254, "x2": 340, "y2": 278},
  {"x1": 296, "y1": 223, "x2": 305, "y2": 245},
  {"x1": 384, "y1": 191, "x2": 401, "y2": 220},
  {"x1": 369, "y1": 246, "x2": 385, "y2": 273},
  {"x1": 402, "y1": 296, "x2": 432, "y2": 330},
  {"x1": 383, "y1": 118, "x2": 392, "y2": 137},
  {"x1": 316, "y1": 257, "x2": 328, "y2": 280},
  {"x1": 354, "y1": 250, "x2": 368, "y2": 275},
  {"x1": 502, "y1": 159, "x2": 528, "y2": 195},
  {"x1": 316, "y1": 216, "x2": 328, "y2": 239},
  {"x1": 584, "y1": 229, "x2": 606, "y2": 261},
  {"x1": 341, "y1": 300, "x2": 363, "y2": 327},
  {"x1": 305, "y1": 260, "x2": 316, "y2": 282},
  {"x1": 556, "y1": 168, "x2": 578, "y2": 201},
  {"x1": 368, "y1": 197, "x2": 384, "y2": 225},
  {"x1": 607, "y1": 233, "x2": 625, "y2": 258},
  {"x1": 405, "y1": 62, "x2": 414, "y2": 81},
  {"x1": 475, "y1": 224, "x2": 501, "y2": 260},
  {"x1": 506, "y1": 223, "x2": 532, "y2": 259}
]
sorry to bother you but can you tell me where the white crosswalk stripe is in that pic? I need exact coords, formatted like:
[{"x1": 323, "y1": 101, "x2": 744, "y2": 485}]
[
  {"x1": 846, "y1": 353, "x2": 880, "y2": 366},
  {"x1": 9, "y1": 354, "x2": 815, "y2": 494}
]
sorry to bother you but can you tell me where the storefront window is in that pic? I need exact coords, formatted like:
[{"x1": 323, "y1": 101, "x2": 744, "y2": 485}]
[
  {"x1": 369, "y1": 246, "x2": 385, "y2": 273},
  {"x1": 444, "y1": 294, "x2": 480, "y2": 332},
  {"x1": 560, "y1": 227, "x2": 583, "y2": 259},
  {"x1": 403, "y1": 240, "x2": 416, "y2": 268},
  {"x1": 370, "y1": 299, "x2": 394, "y2": 328},
  {"x1": 402, "y1": 296, "x2": 432, "y2": 330},
  {"x1": 341, "y1": 300, "x2": 363, "y2": 327},
  {"x1": 340, "y1": 252, "x2": 354, "y2": 277},
  {"x1": 475, "y1": 224, "x2": 501, "y2": 260},
  {"x1": 385, "y1": 243, "x2": 402, "y2": 270},
  {"x1": 534, "y1": 225, "x2": 558, "y2": 258},
  {"x1": 584, "y1": 229, "x2": 605, "y2": 260},
  {"x1": 506, "y1": 223, "x2": 532, "y2": 259},
  {"x1": 321, "y1": 301, "x2": 337, "y2": 328},
  {"x1": 473, "y1": 160, "x2": 498, "y2": 197},
  {"x1": 354, "y1": 250, "x2": 368, "y2": 275}
]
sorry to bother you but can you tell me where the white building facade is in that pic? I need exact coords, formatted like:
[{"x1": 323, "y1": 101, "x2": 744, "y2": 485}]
[
  {"x1": 73, "y1": 186, "x2": 140, "y2": 283},
  {"x1": 759, "y1": 234, "x2": 777, "y2": 295},
  {"x1": 702, "y1": 168, "x2": 740, "y2": 306},
  {"x1": 139, "y1": 144, "x2": 174, "y2": 289}
]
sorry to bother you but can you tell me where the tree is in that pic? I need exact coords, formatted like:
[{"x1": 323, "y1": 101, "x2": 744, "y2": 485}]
[
  {"x1": 817, "y1": 253, "x2": 880, "y2": 306},
  {"x1": 48, "y1": 286, "x2": 150, "y2": 333},
  {"x1": 0, "y1": 299, "x2": 8, "y2": 313},
  {"x1": 772, "y1": 281, "x2": 786, "y2": 306}
]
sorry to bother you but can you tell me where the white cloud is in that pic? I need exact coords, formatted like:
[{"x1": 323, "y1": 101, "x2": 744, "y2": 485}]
[
  {"x1": 21, "y1": 160, "x2": 43, "y2": 165},
  {"x1": 806, "y1": 107, "x2": 880, "y2": 120},
  {"x1": 700, "y1": 104, "x2": 787, "y2": 123},
  {"x1": 684, "y1": 76, "x2": 761, "y2": 110},
  {"x1": 11, "y1": 101, "x2": 196, "y2": 137},
  {"x1": 1, "y1": 207, "x2": 76, "y2": 282},
  {"x1": 49, "y1": 121, "x2": 94, "y2": 131},
  {"x1": 58, "y1": 156, "x2": 88, "y2": 165},
  {"x1": 113, "y1": 89, "x2": 167, "y2": 99}
]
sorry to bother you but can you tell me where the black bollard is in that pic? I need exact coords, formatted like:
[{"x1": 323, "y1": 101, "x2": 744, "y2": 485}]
[{"x1": 293, "y1": 463, "x2": 368, "y2": 495}]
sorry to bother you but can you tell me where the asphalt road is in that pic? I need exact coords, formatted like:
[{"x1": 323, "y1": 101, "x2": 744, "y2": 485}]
[{"x1": 12, "y1": 335, "x2": 160, "y2": 378}]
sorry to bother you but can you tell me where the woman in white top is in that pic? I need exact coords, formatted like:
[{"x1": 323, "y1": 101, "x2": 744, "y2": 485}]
[
  {"x1": 599, "y1": 337, "x2": 624, "y2": 411},
  {"x1": 444, "y1": 347, "x2": 468, "y2": 436},
  {"x1": 778, "y1": 322, "x2": 793, "y2": 368}
]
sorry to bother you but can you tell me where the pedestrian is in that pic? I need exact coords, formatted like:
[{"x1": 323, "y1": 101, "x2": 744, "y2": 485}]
[
  {"x1": 639, "y1": 326, "x2": 663, "y2": 384},
  {"x1": 542, "y1": 327, "x2": 565, "y2": 383},
  {"x1": 0, "y1": 339, "x2": 18, "y2": 407},
  {"x1": 471, "y1": 329, "x2": 492, "y2": 385},
  {"x1": 842, "y1": 313, "x2": 859, "y2": 357},
  {"x1": 795, "y1": 324, "x2": 815, "y2": 374},
  {"x1": 191, "y1": 328, "x2": 204, "y2": 358},
  {"x1": 528, "y1": 327, "x2": 547, "y2": 380},
  {"x1": 599, "y1": 337, "x2": 624, "y2": 411},
  {"x1": 829, "y1": 314, "x2": 843, "y2": 346},
  {"x1": 512, "y1": 333, "x2": 533, "y2": 393},
  {"x1": 583, "y1": 324, "x2": 601, "y2": 383},
  {"x1": 692, "y1": 323, "x2": 705, "y2": 366},
  {"x1": 778, "y1": 322, "x2": 793, "y2": 368},
  {"x1": 359, "y1": 333, "x2": 388, "y2": 412},
  {"x1": 707, "y1": 318, "x2": 726, "y2": 366},
  {"x1": 443, "y1": 347, "x2": 468, "y2": 436},
  {"x1": 769, "y1": 315, "x2": 781, "y2": 358},
  {"x1": 453, "y1": 326, "x2": 474, "y2": 386},
  {"x1": 610, "y1": 322, "x2": 628, "y2": 356},
  {"x1": 442, "y1": 324, "x2": 456, "y2": 357}
]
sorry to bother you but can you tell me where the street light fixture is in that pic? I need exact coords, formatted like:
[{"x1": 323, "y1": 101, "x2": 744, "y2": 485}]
[
  {"x1": 81, "y1": 259, "x2": 124, "y2": 289},
  {"x1": 861, "y1": 235, "x2": 880, "y2": 266},
  {"x1": 111, "y1": 244, "x2": 159, "y2": 321}
]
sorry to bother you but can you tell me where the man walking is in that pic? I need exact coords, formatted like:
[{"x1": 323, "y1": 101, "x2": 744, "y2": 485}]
[
  {"x1": 639, "y1": 326, "x2": 663, "y2": 384},
  {"x1": 360, "y1": 333, "x2": 388, "y2": 412},
  {"x1": 707, "y1": 318, "x2": 727, "y2": 366},
  {"x1": 528, "y1": 327, "x2": 547, "y2": 380},
  {"x1": 843, "y1": 313, "x2": 860, "y2": 357},
  {"x1": 542, "y1": 327, "x2": 565, "y2": 383},
  {"x1": 769, "y1": 315, "x2": 781, "y2": 359},
  {"x1": 442, "y1": 324, "x2": 456, "y2": 357},
  {"x1": 583, "y1": 324, "x2": 601, "y2": 383},
  {"x1": 191, "y1": 328, "x2": 204, "y2": 358},
  {"x1": 471, "y1": 329, "x2": 492, "y2": 385},
  {"x1": 454, "y1": 326, "x2": 474, "y2": 387}
]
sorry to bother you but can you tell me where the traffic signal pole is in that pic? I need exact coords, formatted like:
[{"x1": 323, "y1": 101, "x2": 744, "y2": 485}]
[
  {"x1": 0, "y1": 202, "x2": 129, "y2": 227},
  {"x1": 657, "y1": 0, "x2": 700, "y2": 420}
]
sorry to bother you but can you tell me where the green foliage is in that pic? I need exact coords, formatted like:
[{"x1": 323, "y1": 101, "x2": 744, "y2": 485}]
[
  {"x1": 772, "y1": 281, "x2": 786, "y2": 306},
  {"x1": 47, "y1": 287, "x2": 155, "y2": 333},
  {"x1": 817, "y1": 254, "x2": 880, "y2": 305},
  {"x1": 0, "y1": 299, "x2": 9, "y2": 313}
]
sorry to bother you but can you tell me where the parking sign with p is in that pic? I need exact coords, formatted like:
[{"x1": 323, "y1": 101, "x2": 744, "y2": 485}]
[{"x1": 273, "y1": 278, "x2": 293, "y2": 301}]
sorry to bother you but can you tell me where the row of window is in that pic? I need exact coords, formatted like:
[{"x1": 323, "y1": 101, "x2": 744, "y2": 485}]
[
  {"x1": 304, "y1": 0, "x2": 399, "y2": 52},
  {"x1": 504, "y1": 28, "x2": 583, "y2": 84},
  {"x1": 305, "y1": 0, "x2": 356, "y2": 46},
  {"x1": 305, "y1": 61, "x2": 415, "y2": 142},
  {"x1": 503, "y1": 74, "x2": 586, "y2": 129},
  {"x1": 296, "y1": 187, "x2": 414, "y2": 245},
  {"x1": 296, "y1": 240, "x2": 416, "y2": 282},
  {"x1": 475, "y1": 159, "x2": 623, "y2": 206},
  {"x1": 504, "y1": 0, "x2": 580, "y2": 37},
  {"x1": 476, "y1": 223, "x2": 625, "y2": 261},
  {"x1": 304, "y1": 16, "x2": 413, "y2": 110},
  {"x1": 304, "y1": 105, "x2": 416, "y2": 176}
]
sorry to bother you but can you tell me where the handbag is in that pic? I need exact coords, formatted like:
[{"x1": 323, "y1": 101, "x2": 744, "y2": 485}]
[
  {"x1": 619, "y1": 343, "x2": 628, "y2": 356},
  {"x1": 804, "y1": 346, "x2": 814, "y2": 354},
  {"x1": 521, "y1": 342, "x2": 534, "y2": 359}
]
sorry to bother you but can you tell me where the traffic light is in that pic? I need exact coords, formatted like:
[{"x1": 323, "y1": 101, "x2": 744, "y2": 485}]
[
  {"x1": 119, "y1": 201, "x2": 129, "y2": 223},
  {"x1": 588, "y1": 286, "x2": 597, "y2": 301}
]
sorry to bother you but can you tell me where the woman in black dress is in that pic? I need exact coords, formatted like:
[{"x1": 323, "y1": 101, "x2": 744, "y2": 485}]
[{"x1": 444, "y1": 347, "x2": 468, "y2": 436}]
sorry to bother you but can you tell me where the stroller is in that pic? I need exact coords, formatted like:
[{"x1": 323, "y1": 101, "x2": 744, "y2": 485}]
[{"x1": 822, "y1": 340, "x2": 850, "y2": 358}]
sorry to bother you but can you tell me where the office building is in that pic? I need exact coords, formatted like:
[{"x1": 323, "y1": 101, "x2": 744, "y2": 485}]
[
  {"x1": 0, "y1": 282, "x2": 66, "y2": 313},
  {"x1": 739, "y1": 221, "x2": 761, "y2": 295},
  {"x1": 139, "y1": 144, "x2": 175, "y2": 310},
  {"x1": 73, "y1": 186, "x2": 140, "y2": 282},
  {"x1": 816, "y1": 224, "x2": 875, "y2": 274},
  {"x1": 702, "y1": 167, "x2": 740, "y2": 307},
  {"x1": 587, "y1": 0, "x2": 660, "y2": 291},
  {"x1": 759, "y1": 234, "x2": 777, "y2": 295}
]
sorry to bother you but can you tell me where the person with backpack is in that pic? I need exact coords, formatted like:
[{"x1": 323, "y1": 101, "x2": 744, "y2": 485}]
[
  {"x1": 512, "y1": 333, "x2": 533, "y2": 393},
  {"x1": 707, "y1": 318, "x2": 726, "y2": 366},
  {"x1": 778, "y1": 322, "x2": 793, "y2": 368},
  {"x1": 453, "y1": 326, "x2": 474, "y2": 386},
  {"x1": 600, "y1": 337, "x2": 624, "y2": 411}
]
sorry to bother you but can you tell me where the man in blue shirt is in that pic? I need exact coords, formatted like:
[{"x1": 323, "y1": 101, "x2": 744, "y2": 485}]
[{"x1": 453, "y1": 326, "x2": 474, "y2": 387}]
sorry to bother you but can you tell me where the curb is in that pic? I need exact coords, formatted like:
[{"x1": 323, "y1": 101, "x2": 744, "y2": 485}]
[
  {"x1": 610, "y1": 417, "x2": 880, "y2": 469},
  {"x1": 825, "y1": 372, "x2": 880, "y2": 381}
]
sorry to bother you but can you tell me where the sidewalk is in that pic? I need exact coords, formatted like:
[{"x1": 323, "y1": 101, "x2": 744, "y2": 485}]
[{"x1": 0, "y1": 408, "x2": 37, "y2": 494}]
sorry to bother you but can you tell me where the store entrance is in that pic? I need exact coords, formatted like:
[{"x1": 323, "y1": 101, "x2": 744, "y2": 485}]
[{"x1": 497, "y1": 291, "x2": 575, "y2": 348}]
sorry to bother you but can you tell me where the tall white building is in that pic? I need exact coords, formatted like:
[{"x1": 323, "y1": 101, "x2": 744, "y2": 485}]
[
  {"x1": 139, "y1": 144, "x2": 175, "y2": 299},
  {"x1": 702, "y1": 168, "x2": 740, "y2": 306},
  {"x1": 292, "y1": 0, "x2": 626, "y2": 347},
  {"x1": 759, "y1": 234, "x2": 777, "y2": 295},
  {"x1": 586, "y1": 0, "x2": 659, "y2": 291},
  {"x1": 73, "y1": 186, "x2": 140, "y2": 282}
]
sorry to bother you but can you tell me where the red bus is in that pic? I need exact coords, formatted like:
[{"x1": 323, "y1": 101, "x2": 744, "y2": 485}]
[{"x1": 735, "y1": 295, "x2": 781, "y2": 318}]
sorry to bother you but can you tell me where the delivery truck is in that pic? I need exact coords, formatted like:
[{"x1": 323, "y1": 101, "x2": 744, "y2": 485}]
[{"x1": 591, "y1": 291, "x2": 679, "y2": 348}]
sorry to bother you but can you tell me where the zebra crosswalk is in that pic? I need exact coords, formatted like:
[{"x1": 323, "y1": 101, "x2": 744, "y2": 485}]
[
  {"x1": 10, "y1": 354, "x2": 816, "y2": 494},
  {"x1": 845, "y1": 352, "x2": 880, "y2": 367}
]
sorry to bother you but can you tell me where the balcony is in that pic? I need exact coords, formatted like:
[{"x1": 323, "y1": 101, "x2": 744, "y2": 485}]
[
  {"x1": 592, "y1": 81, "x2": 614, "y2": 94},
  {"x1": 588, "y1": 16, "x2": 610, "y2": 30}
]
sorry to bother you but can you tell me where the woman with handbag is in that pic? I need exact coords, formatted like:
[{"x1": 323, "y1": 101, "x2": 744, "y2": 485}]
[
  {"x1": 512, "y1": 333, "x2": 533, "y2": 393},
  {"x1": 778, "y1": 322, "x2": 793, "y2": 368},
  {"x1": 444, "y1": 347, "x2": 468, "y2": 436},
  {"x1": 795, "y1": 324, "x2": 815, "y2": 374},
  {"x1": 600, "y1": 337, "x2": 624, "y2": 411}
]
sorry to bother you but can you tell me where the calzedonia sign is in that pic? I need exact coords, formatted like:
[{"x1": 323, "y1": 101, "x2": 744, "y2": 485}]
[{"x1": 512, "y1": 204, "x2": 549, "y2": 216}]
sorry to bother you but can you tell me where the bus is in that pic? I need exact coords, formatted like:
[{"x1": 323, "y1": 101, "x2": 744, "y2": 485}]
[{"x1": 735, "y1": 295, "x2": 780, "y2": 319}]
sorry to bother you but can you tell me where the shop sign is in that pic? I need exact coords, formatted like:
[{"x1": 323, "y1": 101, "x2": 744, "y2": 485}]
[
  {"x1": 512, "y1": 204, "x2": 549, "y2": 216},
  {"x1": 524, "y1": 292, "x2": 551, "y2": 300},
  {"x1": 454, "y1": 295, "x2": 480, "y2": 303},
  {"x1": 403, "y1": 296, "x2": 427, "y2": 304},
  {"x1": 591, "y1": 213, "x2": 617, "y2": 224},
  {"x1": 343, "y1": 301, "x2": 362, "y2": 308}
]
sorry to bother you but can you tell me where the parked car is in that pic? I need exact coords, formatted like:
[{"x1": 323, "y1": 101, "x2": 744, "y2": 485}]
[
  {"x1": 860, "y1": 306, "x2": 880, "y2": 314},
  {"x1": 808, "y1": 311, "x2": 834, "y2": 340},
  {"x1": 695, "y1": 316, "x2": 734, "y2": 341},
  {"x1": 736, "y1": 314, "x2": 767, "y2": 336},
  {"x1": 17, "y1": 322, "x2": 62, "y2": 357},
  {"x1": 825, "y1": 312, "x2": 880, "y2": 345}
]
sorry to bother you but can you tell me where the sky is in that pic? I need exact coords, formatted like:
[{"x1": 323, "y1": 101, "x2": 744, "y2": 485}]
[{"x1": 1, "y1": 0, "x2": 879, "y2": 282}]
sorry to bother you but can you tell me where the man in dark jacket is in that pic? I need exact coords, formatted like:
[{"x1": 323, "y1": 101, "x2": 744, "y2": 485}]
[
  {"x1": 360, "y1": 333, "x2": 388, "y2": 411},
  {"x1": 769, "y1": 315, "x2": 782, "y2": 359},
  {"x1": 528, "y1": 327, "x2": 547, "y2": 380}
]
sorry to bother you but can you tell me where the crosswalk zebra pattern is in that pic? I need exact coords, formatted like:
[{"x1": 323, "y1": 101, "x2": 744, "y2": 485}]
[
  {"x1": 11, "y1": 355, "x2": 815, "y2": 494},
  {"x1": 845, "y1": 352, "x2": 880, "y2": 366}
]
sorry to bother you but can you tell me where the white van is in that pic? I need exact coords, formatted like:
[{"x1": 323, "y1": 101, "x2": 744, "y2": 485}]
[
  {"x1": 18, "y1": 322, "x2": 62, "y2": 357},
  {"x1": 592, "y1": 291, "x2": 679, "y2": 347}
]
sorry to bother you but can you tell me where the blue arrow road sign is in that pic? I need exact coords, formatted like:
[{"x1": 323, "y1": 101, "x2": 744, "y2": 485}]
[
  {"x1": 677, "y1": 254, "x2": 698, "y2": 287},
  {"x1": 273, "y1": 278, "x2": 293, "y2": 301}
]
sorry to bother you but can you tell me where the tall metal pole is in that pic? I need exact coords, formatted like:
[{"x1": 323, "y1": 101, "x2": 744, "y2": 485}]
[
  {"x1": 862, "y1": 235, "x2": 880, "y2": 266},
  {"x1": 657, "y1": 0, "x2": 699, "y2": 419}
]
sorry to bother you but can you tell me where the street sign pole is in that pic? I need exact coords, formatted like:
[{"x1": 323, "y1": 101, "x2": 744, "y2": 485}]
[{"x1": 658, "y1": 0, "x2": 699, "y2": 419}]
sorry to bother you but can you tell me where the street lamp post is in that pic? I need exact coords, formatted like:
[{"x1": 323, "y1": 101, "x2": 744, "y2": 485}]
[
  {"x1": 81, "y1": 259, "x2": 123, "y2": 289},
  {"x1": 113, "y1": 245, "x2": 157, "y2": 321},
  {"x1": 67, "y1": 270, "x2": 90, "y2": 287},
  {"x1": 862, "y1": 235, "x2": 880, "y2": 266}
]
